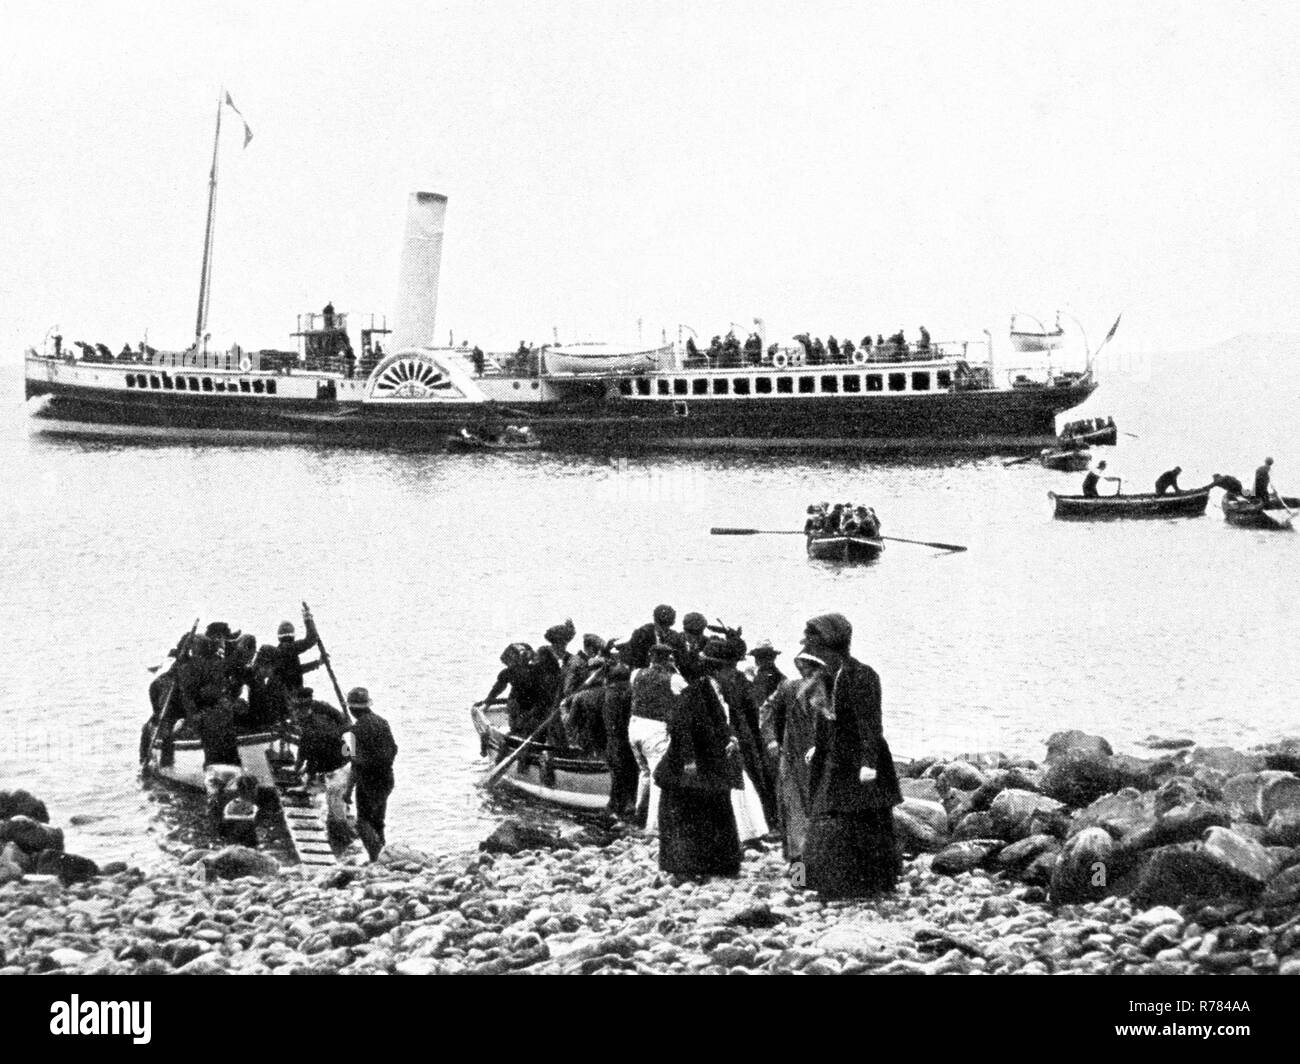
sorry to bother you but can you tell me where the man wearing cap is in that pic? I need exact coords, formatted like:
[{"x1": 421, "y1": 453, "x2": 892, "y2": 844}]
[
  {"x1": 481, "y1": 643, "x2": 548, "y2": 735},
  {"x1": 347, "y1": 687, "x2": 398, "y2": 862},
  {"x1": 265, "y1": 606, "x2": 322, "y2": 727},
  {"x1": 626, "y1": 605, "x2": 684, "y2": 671},
  {"x1": 178, "y1": 634, "x2": 228, "y2": 725},
  {"x1": 628, "y1": 642, "x2": 686, "y2": 831},
  {"x1": 798, "y1": 612, "x2": 903, "y2": 899},
  {"x1": 676, "y1": 612, "x2": 709, "y2": 682},
  {"x1": 532, "y1": 620, "x2": 576, "y2": 744}
]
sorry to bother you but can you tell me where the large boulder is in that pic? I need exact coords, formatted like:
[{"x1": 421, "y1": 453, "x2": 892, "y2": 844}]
[
  {"x1": 480, "y1": 819, "x2": 578, "y2": 856},
  {"x1": 931, "y1": 840, "x2": 1000, "y2": 876},
  {"x1": 1107, "y1": 754, "x2": 1171, "y2": 792},
  {"x1": 1190, "y1": 747, "x2": 1265, "y2": 776},
  {"x1": 1221, "y1": 771, "x2": 1294, "y2": 823},
  {"x1": 0, "y1": 790, "x2": 50, "y2": 823},
  {"x1": 1048, "y1": 827, "x2": 1113, "y2": 905},
  {"x1": 1124, "y1": 801, "x2": 1231, "y2": 852},
  {"x1": 0, "y1": 816, "x2": 63, "y2": 854},
  {"x1": 33, "y1": 850, "x2": 99, "y2": 885},
  {"x1": 987, "y1": 789, "x2": 1064, "y2": 842},
  {"x1": 1153, "y1": 774, "x2": 1217, "y2": 816},
  {"x1": 1045, "y1": 731, "x2": 1113, "y2": 764},
  {"x1": 937, "y1": 761, "x2": 987, "y2": 793},
  {"x1": 996, "y1": 834, "x2": 1060, "y2": 872},
  {"x1": 1260, "y1": 864, "x2": 1300, "y2": 908},
  {"x1": 898, "y1": 778, "x2": 942, "y2": 803},
  {"x1": 952, "y1": 811, "x2": 998, "y2": 842},
  {"x1": 1042, "y1": 752, "x2": 1117, "y2": 807},
  {"x1": 1131, "y1": 843, "x2": 1251, "y2": 908},
  {"x1": 1264, "y1": 810, "x2": 1300, "y2": 847},
  {"x1": 1200, "y1": 827, "x2": 1279, "y2": 890},
  {"x1": 1021, "y1": 848, "x2": 1059, "y2": 886},
  {"x1": 1259, "y1": 774, "x2": 1300, "y2": 824},
  {"x1": 893, "y1": 806, "x2": 947, "y2": 854},
  {"x1": 1068, "y1": 789, "x2": 1156, "y2": 841},
  {"x1": 201, "y1": 846, "x2": 280, "y2": 880}
]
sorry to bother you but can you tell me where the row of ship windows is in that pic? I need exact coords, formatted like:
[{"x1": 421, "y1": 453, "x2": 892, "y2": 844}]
[
  {"x1": 124, "y1": 373, "x2": 277, "y2": 395},
  {"x1": 617, "y1": 370, "x2": 951, "y2": 399}
]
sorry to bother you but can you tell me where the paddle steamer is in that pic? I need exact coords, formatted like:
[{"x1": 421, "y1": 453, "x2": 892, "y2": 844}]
[{"x1": 24, "y1": 106, "x2": 1095, "y2": 452}]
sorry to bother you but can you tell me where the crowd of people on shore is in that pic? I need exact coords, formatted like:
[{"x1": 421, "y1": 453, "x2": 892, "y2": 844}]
[
  {"x1": 804, "y1": 501, "x2": 882, "y2": 539},
  {"x1": 682, "y1": 327, "x2": 935, "y2": 370},
  {"x1": 476, "y1": 606, "x2": 902, "y2": 900},
  {"x1": 142, "y1": 607, "x2": 398, "y2": 862}
]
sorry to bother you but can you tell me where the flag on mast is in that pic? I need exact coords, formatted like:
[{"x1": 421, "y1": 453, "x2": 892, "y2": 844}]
[
  {"x1": 1103, "y1": 313, "x2": 1121, "y2": 343},
  {"x1": 224, "y1": 92, "x2": 253, "y2": 148}
]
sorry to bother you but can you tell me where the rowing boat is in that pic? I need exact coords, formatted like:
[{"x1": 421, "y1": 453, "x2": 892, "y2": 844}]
[
  {"x1": 471, "y1": 702, "x2": 610, "y2": 810},
  {"x1": 445, "y1": 427, "x2": 541, "y2": 451},
  {"x1": 143, "y1": 728, "x2": 289, "y2": 791},
  {"x1": 1222, "y1": 495, "x2": 1300, "y2": 530},
  {"x1": 1059, "y1": 420, "x2": 1117, "y2": 447},
  {"x1": 1040, "y1": 447, "x2": 1091, "y2": 472},
  {"x1": 806, "y1": 533, "x2": 885, "y2": 562},
  {"x1": 1048, "y1": 485, "x2": 1212, "y2": 520}
]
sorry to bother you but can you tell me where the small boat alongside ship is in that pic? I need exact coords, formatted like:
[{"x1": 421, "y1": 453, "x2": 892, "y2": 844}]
[
  {"x1": 1048, "y1": 485, "x2": 1213, "y2": 520},
  {"x1": 445, "y1": 424, "x2": 541, "y2": 451},
  {"x1": 1009, "y1": 312, "x2": 1065, "y2": 354},
  {"x1": 1222, "y1": 495, "x2": 1299, "y2": 530},
  {"x1": 1059, "y1": 417, "x2": 1117, "y2": 448}
]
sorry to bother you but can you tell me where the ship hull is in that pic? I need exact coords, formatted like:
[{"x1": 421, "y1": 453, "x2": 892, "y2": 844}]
[{"x1": 25, "y1": 363, "x2": 1094, "y2": 452}]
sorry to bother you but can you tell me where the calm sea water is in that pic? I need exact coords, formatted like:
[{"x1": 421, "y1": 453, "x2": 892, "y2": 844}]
[{"x1": 1, "y1": 335, "x2": 1297, "y2": 865}]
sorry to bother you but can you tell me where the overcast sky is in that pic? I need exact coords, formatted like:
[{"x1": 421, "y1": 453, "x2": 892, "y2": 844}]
[{"x1": 3, "y1": 1, "x2": 1299, "y2": 359}]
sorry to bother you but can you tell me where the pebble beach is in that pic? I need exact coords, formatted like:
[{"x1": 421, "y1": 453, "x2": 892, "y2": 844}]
[{"x1": 5, "y1": 730, "x2": 1300, "y2": 976}]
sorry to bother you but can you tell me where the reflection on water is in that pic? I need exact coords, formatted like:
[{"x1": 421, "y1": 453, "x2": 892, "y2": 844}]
[{"x1": 1, "y1": 341, "x2": 1298, "y2": 861}]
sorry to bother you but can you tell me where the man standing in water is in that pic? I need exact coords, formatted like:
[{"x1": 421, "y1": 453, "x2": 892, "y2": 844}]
[{"x1": 347, "y1": 687, "x2": 398, "y2": 862}]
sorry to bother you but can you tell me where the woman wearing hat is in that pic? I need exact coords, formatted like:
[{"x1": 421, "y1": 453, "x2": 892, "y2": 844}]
[
  {"x1": 653, "y1": 655, "x2": 742, "y2": 878},
  {"x1": 797, "y1": 613, "x2": 903, "y2": 899},
  {"x1": 759, "y1": 653, "x2": 821, "y2": 862}
]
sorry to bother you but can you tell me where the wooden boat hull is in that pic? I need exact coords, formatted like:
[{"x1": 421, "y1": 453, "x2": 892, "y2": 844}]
[
  {"x1": 1040, "y1": 449, "x2": 1091, "y2": 472},
  {"x1": 445, "y1": 434, "x2": 541, "y2": 452},
  {"x1": 1222, "y1": 496, "x2": 1300, "y2": 529},
  {"x1": 471, "y1": 703, "x2": 610, "y2": 810},
  {"x1": 145, "y1": 729, "x2": 287, "y2": 791},
  {"x1": 1059, "y1": 425, "x2": 1117, "y2": 447},
  {"x1": 806, "y1": 534, "x2": 885, "y2": 562},
  {"x1": 1049, "y1": 486, "x2": 1212, "y2": 520}
]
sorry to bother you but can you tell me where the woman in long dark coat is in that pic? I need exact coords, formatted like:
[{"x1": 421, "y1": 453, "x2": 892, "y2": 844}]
[
  {"x1": 759, "y1": 654, "x2": 820, "y2": 862},
  {"x1": 654, "y1": 669, "x2": 742, "y2": 877},
  {"x1": 800, "y1": 613, "x2": 903, "y2": 899}
]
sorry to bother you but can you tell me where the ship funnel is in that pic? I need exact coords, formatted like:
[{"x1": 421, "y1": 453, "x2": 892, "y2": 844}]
[{"x1": 390, "y1": 192, "x2": 448, "y2": 350}]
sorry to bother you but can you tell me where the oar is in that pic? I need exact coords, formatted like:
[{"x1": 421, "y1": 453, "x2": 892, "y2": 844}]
[
  {"x1": 879, "y1": 535, "x2": 968, "y2": 553},
  {"x1": 1002, "y1": 454, "x2": 1038, "y2": 467},
  {"x1": 144, "y1": 618, "x2": 199, "y2": 767},
  {"x1": 1262, "y1": 487, "x2": 1296, "y2": 529},
  {"x1": 302, "y1": 601, "x2": 351, "y2": 721},
  {"x1": 710, "y1": 527, "x2": 967, "y2": 552},
  {"x1": 478, "y1": 703, "x2": 563, "y2": 791}
]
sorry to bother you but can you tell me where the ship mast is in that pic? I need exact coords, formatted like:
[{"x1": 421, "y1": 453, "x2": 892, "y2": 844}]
[{"x1": 194, "y1": 90, "x2": 224, "y2": 352}]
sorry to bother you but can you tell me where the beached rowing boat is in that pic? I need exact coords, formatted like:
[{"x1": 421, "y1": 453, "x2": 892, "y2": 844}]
[
  {"x1": 471, "y1": 702, "x2": 610, "y2": 810},
  {"x1": 1040, "y1": 447, "x2": 1091, "y2": 472},
  {"x1": 143, "y1": 728, "x2": 288, "y2": 791},
  {"x1": 1048, "y1": 485, "x2": 1212, "y2": 520}
]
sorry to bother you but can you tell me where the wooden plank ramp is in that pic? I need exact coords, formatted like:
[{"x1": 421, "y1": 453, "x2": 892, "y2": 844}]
[{"x1": 267, "y1": 754, "x2": 339, "y2": 868}]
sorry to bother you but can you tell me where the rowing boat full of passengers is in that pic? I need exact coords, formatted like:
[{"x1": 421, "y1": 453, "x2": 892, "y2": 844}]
[{"x1": 24, "y1": 136, "x2": 1097, "y2": 453}]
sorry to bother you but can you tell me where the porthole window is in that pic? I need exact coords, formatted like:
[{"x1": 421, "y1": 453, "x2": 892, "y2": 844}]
[
  {"x1": 712, "y1": 378, "x2": 729, "y2": 395},
  {"x1": 636, "y1": 379, "x2": 651, "y2": 396},
  {"x1": 618, "y1": 380, "x2": 634, "y2": 396},
  {"x1": 240, "y1": 380, "x2": 251, "y2": 393},
  {"x1": 656, "y1": 379, "x2": 670, "y2": 395},
  {"x1": 266, "y1": 380, "x2": 277, "y2": 395},
  {"x1": 733, "y1": 378, "x2": 751, "y2": 396},
  {"x1": 843, "y1": 374, "x2": 861, "y2": 393},
  {"x1": 755, "y1": 377, "x2": 773, "y2": 394},
  {"x1": 937, "y1": 371, "x2": 952, "y2": 389},
  {"x1": 674, "y1": 379, "x2": 688, "y2": 396},
  {"x1": 911, "y1": 372, "x2": 931, "y2": 391},
  {"x1": 866, "y1": 375, "x2": 883, "y2": 392},
  {"x1": 888, "y1": 373, "x2": 906, "y2": 392},
  {"x1": 776, "y1": 377, "x2": 793, "y2": 394},
  {"x1": 798, "y1": 376, "x2": 816, "y2": 394},
  {"x1": 253, "y1": 380, "x2": 264, "y2": 394},
  {"x1": 820, "y1": 375, "x2": 838, "y2": 393}
]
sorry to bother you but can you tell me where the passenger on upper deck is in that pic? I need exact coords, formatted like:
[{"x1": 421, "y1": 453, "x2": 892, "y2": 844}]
[
  {"x1": 918, "y1": 326, "x2": 931, "y2": 351},
  {"x1": 827, "y1": 336, "x2": 840, "y2": 363},
  {"x1": 471, "y1": 346, "x2": 485, "y2": 375},
  {"x1": 323, "y1": 302, "x2": 335, "y2": 329},
  {"x1": 842, "y1": 337, "x2": 855, "y2": 362}
]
